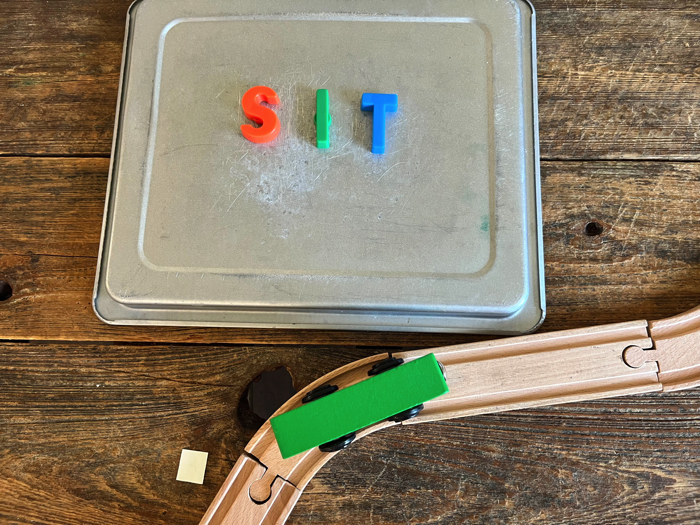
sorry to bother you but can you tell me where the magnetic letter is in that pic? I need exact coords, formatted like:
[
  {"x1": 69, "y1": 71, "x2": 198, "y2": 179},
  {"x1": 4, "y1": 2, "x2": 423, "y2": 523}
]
[
  {"x1": 361, "y1": 93, "x2": 398, "y2": 154},
  {"x1": 241, "y1": 86, "x2": 281, "y2": 144},
  {"x1": 315, "y1": 89, "x2": 331, "y2": 149}
]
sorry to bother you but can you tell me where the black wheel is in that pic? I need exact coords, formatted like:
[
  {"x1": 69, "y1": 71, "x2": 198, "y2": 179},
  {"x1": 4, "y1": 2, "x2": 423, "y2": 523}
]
[
  {"x1": 302, "y1": 384, "x2": 339, "y2": 404},
  {"x1": 387, "y1": 404, "x2": 424, "y2": 422},
  {"x1": 368, "y1": 356, "x2": 404, "y2": 376},
  {"x1": 319, "y1": 432, "x2": 356, "y2": 452}
]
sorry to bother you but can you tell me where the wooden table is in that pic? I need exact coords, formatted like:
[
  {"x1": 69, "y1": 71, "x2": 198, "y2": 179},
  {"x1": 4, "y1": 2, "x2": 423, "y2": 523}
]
[{"x1": 2, "y1": 1, "x2": 699, "y2": 523}]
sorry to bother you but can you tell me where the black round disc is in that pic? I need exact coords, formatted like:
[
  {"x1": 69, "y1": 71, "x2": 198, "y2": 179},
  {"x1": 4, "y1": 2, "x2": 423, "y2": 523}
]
[{"x1": 0, "y1": 280, "x2": 12, "y2": 302}]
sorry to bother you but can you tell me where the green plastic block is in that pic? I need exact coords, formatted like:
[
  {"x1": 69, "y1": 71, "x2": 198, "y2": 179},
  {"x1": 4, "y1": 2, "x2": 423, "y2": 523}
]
[
  {"x1": 270, "y1": 354, "x2": 448, "y2": 459},
  {"x1": 315, "y1": 89, "x2": 331, "y2": 149}
]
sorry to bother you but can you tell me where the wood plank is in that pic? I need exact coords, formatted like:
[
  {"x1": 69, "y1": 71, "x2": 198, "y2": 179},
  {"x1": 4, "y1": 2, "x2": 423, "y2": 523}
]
[
  {"x1": 2, "y1": 158, "x2": 700, "y2": 344},
  {"x1": 0, "y1": 342, "x2": 374, "y2": 525},
  {"x1": 1, "y1": 341, "x2": 699, "y2": 524},
  {"x1": 542, "y1": 160, "x2": 700, "y2": 325},
  {"x1": 0, "y1": 0, "x2": 130, "y2": 156},
  {"x1": 537, "y1": 0, "x2": 700, "y2": 160},
  {"x1": 292, "y1": 393, "x2": 700, "y2": 524},
  {"x1": 0, "y1": 158, "x2": 106, "y2": 258},
  {"x1": 1, "y1": 0, "x2": 698, "y2": 159}
]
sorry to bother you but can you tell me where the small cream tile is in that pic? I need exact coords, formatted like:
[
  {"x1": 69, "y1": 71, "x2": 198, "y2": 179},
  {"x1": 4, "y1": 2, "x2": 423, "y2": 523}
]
[{"x1": 176, "y1": 449, "x2": 209, "y2": 484}]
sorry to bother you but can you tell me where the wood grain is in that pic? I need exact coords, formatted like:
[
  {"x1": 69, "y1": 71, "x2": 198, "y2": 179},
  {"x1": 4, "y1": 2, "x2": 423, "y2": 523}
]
[
  {"x1": 542, "y1": 160, "x2": 700, "y2": 324},
  {"x1": 1, "y1": 0, "x2": 698, "y2": 158},
  {"x1": 291, "y1": 396, "x2": 700, "y2": 524},
  {"x1": 0, "y1": 158, "x2": 106, "y2": 258},
  {"x1": 2, "y1": 158, "x2": 700, "y2": 344},
  {"x1": 536, "y1": 0, "x2": 700, "y2": 160},
  {"x1": 0, "y1": 342, "x2": 375, "y2": 524},
  {"x1": 2, "y1": 341, "x2": 700, "y2": 524},
  {"x1": 0, "y1": 0, "x2": 129, "y2": 156}
]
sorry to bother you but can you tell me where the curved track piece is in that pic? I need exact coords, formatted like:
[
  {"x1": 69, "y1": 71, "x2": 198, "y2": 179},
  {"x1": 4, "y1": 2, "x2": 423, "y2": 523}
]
[{"x1": 650, "y1": 305, "x2": 700, "y2": 391}]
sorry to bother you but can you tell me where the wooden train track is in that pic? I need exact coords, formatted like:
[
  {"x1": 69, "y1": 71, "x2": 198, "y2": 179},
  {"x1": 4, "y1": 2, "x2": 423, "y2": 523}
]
[{"x1": 200, "y1": 305, "x2": 700, "y2": 524}]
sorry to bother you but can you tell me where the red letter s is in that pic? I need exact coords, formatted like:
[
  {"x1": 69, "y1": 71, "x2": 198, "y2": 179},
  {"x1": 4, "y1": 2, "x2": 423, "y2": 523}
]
[{"x1": 240, "y1": 86, "x2": 281, "y2": 144}]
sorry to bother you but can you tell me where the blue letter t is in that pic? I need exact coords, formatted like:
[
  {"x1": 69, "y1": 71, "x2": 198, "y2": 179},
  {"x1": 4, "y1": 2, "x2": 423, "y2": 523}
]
[{"x1": 361, "y1": 93, "x2": 398, "y2": 154}]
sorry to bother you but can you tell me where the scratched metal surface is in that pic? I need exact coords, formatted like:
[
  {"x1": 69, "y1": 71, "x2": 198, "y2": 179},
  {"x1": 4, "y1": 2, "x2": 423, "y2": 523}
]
[{"x1": 93, "y1": 0, "x2": 544, "y2": 333}]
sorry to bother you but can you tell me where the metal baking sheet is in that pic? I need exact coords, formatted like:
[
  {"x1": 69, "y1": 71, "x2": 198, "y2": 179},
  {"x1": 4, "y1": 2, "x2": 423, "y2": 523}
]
[{"x1": 93, "y1": 0, "x2": 544, "y2": 333}]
